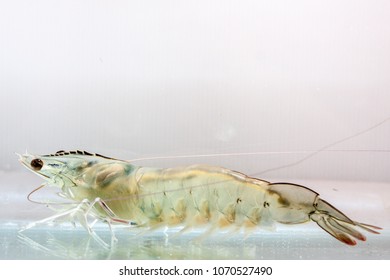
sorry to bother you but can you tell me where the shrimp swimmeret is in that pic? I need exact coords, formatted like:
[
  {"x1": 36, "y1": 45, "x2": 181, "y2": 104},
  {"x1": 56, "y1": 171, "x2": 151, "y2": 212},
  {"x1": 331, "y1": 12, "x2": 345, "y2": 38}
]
[{"x1": 18, "y1": 150, "x2": 381, "y2": 246}]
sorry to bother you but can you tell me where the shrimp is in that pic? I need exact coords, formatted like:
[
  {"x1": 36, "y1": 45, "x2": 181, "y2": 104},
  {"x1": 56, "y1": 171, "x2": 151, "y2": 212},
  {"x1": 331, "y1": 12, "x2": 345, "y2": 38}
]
[{"x1": 18, "y1": 150, "x2": 381, "y2": 246}]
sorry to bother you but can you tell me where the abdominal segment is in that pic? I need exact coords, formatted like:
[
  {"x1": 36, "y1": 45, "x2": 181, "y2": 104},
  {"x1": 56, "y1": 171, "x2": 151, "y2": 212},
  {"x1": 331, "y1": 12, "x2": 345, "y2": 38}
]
[{"x1": 103, "y1": 165, "x2": 272, "y2": 229}]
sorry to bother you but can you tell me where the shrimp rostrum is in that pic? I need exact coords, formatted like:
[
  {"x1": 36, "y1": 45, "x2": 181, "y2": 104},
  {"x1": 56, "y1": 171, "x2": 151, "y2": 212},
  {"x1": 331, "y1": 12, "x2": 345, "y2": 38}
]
[{"x1": 18, "y1": 150, "x2": 381, "y2": 246}]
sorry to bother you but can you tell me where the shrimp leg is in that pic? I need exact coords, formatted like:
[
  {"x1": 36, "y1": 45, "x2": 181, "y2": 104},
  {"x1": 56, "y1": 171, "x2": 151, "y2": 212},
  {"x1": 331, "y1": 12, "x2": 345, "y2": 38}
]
[{"x1": 70, "y1": 197, "x2": 139, "y2": 244}]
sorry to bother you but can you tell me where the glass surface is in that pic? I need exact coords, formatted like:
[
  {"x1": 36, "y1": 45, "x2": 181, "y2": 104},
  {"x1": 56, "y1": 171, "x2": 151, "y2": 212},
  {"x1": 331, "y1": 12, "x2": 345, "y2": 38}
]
[{"x1": 1, "y1": 172, "x2": 388, "y2": 260}]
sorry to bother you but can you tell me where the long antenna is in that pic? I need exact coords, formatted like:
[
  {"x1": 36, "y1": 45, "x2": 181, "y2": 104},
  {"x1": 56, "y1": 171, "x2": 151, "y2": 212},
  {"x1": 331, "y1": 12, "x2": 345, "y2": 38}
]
[
  {"x1": 27, "y1": 184, "x2": 47, "y2": 204},
  {"x1": 27, "y1": 183, "x2": 75, "y2": 206},
  {"x1": 256, "y1": 116, "x2": 390, "y2": 176},
  {"x1": 128, "y1": 117, "x2": 390, "y2": 172}
]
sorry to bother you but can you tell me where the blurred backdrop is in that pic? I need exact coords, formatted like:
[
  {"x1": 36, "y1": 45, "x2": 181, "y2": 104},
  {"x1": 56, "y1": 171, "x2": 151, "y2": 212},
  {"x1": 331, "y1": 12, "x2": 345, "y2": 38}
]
[{"x1": 1, "y1": 0, "x2": 389, "y2": 182}]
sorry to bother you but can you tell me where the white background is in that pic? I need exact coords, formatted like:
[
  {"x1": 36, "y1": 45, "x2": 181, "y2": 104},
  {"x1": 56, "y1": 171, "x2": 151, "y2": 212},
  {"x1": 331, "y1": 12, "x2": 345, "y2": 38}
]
[{"x1": 1, "y1": 0, "x2": 390, "y2": 182}]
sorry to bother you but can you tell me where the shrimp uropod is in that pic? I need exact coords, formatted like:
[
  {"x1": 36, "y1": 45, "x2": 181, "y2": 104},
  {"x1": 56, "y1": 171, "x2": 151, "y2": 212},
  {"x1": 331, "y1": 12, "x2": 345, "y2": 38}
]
[{"x1": 17, "y1": 149, "x2": 381, "y2": 246}]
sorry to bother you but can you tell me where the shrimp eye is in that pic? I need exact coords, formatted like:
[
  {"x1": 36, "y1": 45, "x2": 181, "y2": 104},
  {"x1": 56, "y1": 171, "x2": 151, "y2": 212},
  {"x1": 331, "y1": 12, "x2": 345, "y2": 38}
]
[{"x1": 31, "y1": 158, "x2": 43, "y2": 171}]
